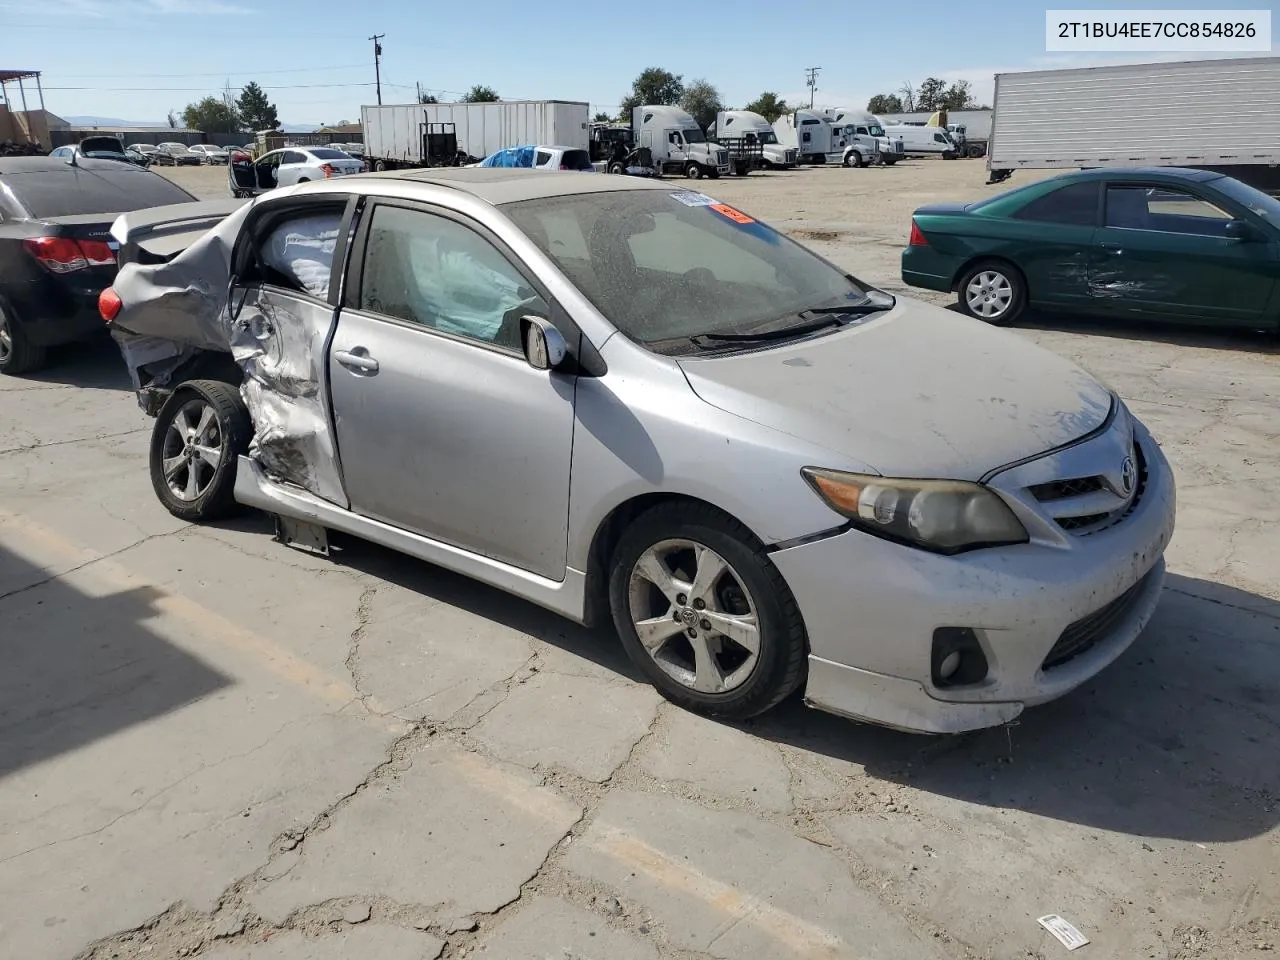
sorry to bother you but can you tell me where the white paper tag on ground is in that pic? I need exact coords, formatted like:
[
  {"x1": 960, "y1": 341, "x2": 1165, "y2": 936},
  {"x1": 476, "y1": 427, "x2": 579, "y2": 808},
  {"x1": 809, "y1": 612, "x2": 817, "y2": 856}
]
[
  {"x1": 1038, "y1": 915, "x2": 1090, "y2": 950},
  {"x1": 669, "y1": 191, "x2": 717, "y2": 206}
]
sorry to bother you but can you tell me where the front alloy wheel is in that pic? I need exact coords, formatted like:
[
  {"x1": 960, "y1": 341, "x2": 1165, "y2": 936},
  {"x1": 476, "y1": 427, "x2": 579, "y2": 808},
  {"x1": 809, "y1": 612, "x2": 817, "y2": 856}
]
[
  {"x1": 609, "y1": 503, "x2": 807, "y2": 719},
  {"x1": 628, "y1": 539, "x2": 760, "y2": 695}
]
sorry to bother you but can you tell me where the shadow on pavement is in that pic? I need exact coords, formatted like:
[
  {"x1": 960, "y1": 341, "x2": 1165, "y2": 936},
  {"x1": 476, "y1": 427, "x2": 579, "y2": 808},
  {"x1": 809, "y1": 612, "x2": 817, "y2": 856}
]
[
  {"x1": 748, "y1": 573, "x2": 1280, "y2": 843},
  {"x1": 0, "y1": 543, "x2": 231, "y2": 779},
  {"x1": 13, "y1": 336, "x2": 132, "y2": 392},
  {"x1": 206, "y1": 515, "x2": 642, "y2": 684}
]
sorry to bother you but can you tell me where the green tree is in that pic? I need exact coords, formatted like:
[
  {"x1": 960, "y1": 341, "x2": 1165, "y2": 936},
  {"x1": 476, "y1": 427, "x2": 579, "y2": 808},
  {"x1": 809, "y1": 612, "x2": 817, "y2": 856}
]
[
  {"x1": 236, "y1": 82, "x2": 279, "y2": 132},
  {"x1": 420, "y1": 92, "x2": 439, "y2": 104},
  {"x1": 182, "y1": 96, "x2": 240, "y2": 134},
  {"x1": 464, "y1": 85, "x2": 499, "y2": 102},
  {"x1": 680, "y1": 78, "x2": 723, "y2": 130},
  {"x1": 867, "y1": 93, "x2": 903, "y2": 114},
  {"x1": 619, "y1": 67, "x2": 684, "y2": 116},
  {"x1": 915, "y1": 77, "x2": 947, "y2": 112},
  {"x1": 939, "y1": 80, "x2": 976, "y2": 111},
  {"x1": 743, "y1": 91, "x2": 789, "y2": 123},
  {"x1": 593, "y1": 111, "x2": 612, "y2": 123}
]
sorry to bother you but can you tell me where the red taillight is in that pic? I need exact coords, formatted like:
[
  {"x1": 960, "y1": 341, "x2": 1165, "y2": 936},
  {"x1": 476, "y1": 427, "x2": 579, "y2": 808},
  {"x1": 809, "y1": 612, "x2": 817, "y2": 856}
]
[
  {"x1": 908, "y1": 220, "x2": 929, "y2": 247},
  {"x1": 321, "y1": 163, "x2": 335, "y2": 178},
  {"x1": 99, "y1": 287, "x2": 122, "y2": 323},
  {"x1": 23, "y1": 236, "x2": 116, "y2": 273}
]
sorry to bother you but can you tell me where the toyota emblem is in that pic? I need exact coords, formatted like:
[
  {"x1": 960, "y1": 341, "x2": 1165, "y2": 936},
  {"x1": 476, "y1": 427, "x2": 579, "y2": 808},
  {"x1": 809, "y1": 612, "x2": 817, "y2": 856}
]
[{"x1": 1120, "y1": 456, "x2": 1136, "y2": 496}]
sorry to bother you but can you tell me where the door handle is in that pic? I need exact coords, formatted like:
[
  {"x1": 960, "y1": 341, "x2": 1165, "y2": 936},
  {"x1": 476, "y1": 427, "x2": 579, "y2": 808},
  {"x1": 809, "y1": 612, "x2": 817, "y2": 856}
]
[{"x1": 334, "y1": 349, "x2": 379, "y2": 374}]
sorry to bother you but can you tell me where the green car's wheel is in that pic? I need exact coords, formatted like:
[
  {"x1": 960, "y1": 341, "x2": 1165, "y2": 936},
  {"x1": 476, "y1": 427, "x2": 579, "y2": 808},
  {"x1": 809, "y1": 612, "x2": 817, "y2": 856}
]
[{"x1": 957, "y1": 261, "x2": 1026, "y2": 326}]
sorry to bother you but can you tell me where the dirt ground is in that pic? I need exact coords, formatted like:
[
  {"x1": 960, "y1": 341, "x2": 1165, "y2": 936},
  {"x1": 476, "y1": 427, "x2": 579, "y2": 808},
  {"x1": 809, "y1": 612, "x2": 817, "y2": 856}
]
[{"x1": 0, "y1": 158, "x2": 1275, "y2": 960}]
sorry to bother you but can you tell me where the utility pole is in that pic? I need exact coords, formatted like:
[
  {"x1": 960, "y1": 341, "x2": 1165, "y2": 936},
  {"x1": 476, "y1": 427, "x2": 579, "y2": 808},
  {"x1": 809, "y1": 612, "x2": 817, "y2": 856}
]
[
  {"x1": 370, "y1": 34, "x2": 385, "y2": 105},
  {"x1": 416, "y1": 81, "x2": 422, "y2": 103},
  {"x1": 805, "y1": 66, "x2": 821, "y2": 109}
]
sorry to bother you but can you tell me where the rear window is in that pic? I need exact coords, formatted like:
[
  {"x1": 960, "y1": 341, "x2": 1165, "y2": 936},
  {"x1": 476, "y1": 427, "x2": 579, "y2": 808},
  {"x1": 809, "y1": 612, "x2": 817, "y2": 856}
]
[
  {"x1": 6, "y1": 168, "x2": 195, "y2": 219},
  {"x1": 80, "y1": 137, "x2": 125, "y2": 155},
  {"x1": 307, "y1": 148, "x2": 349, "y2": 160}
]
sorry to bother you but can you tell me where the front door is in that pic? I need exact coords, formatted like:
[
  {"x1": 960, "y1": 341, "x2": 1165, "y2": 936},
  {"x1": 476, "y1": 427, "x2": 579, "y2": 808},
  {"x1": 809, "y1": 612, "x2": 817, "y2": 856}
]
[
  {"x1": 328, "y1": 201, "x2": 577, "y2": 580},
  {"x1": 229, "y1": 150, "x2": 256, "y2": 194},
  {"x1": 1089, "y1": 182, "x2": 1275, "y2": 324}
]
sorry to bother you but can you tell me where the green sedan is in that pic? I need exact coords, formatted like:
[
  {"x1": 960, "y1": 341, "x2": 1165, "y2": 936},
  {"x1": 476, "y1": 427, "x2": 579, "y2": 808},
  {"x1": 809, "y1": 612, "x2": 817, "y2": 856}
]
[{"x1": 901, "y1": 167, "x2": 1280, "y2": 329}]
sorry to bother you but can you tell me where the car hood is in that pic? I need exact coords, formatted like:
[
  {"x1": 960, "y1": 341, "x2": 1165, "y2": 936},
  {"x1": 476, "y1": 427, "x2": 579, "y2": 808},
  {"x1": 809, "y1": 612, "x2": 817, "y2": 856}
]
[{"x1": 675, "y1": 300, "x2": 1114, "y2": 481}]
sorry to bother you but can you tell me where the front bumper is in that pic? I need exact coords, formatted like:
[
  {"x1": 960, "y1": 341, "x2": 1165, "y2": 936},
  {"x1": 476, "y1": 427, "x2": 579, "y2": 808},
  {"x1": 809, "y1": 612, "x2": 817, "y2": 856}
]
[{"x1": 773, "y1": 425, "x2": 1176, "y2": 734}]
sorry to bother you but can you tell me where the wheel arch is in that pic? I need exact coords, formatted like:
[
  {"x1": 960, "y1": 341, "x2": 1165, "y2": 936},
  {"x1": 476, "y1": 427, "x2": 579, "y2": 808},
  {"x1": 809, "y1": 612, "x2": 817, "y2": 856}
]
[
  {"x1": 950, "y1": 254, "x2": 1028, "y2": 295},
  {"x1": 581, "y1": 491, "x2": 774, "y2": 629}
]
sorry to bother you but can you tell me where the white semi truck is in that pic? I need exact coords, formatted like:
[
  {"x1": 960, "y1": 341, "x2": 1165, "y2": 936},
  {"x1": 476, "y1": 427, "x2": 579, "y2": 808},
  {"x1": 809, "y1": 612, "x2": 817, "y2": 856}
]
[
  {"x1": 986, "y1": 56, "x2": 1280, "y2": 190},
  {"x1": 773, "y1": 109, "x2": 832, "y2": 164},
  {"x1": 362, "y1": 100, "x2": 590, "y2": 171},
  {"x1": 824, "y1": 107, "x2": 904, "y2": 167},
  {"x1": 708, "y1": 110, "x2": 798, "y2": 169},
  {"x1": 633, "y1": 105, "x2": 730, "y2": 179},
  {"x1": 878, "y1": 109, "x2": 992, "y2": 157}
]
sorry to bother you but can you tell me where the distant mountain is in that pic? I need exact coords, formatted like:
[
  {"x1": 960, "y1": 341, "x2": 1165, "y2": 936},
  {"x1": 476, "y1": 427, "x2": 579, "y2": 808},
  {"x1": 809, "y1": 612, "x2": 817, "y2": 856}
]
[
  {"x1": 65, "y1": 116, "x2": 325, "y2": 133},
  {"x1": 65, "y1": 115, "x2": 170, "y2": 128}
]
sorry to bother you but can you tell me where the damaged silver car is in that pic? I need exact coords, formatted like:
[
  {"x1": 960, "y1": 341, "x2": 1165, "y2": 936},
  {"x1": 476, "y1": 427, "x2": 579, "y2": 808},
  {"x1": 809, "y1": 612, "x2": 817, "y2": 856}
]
[{"x1": 102, "y1": 170, "x2": 1175, "y2": 733}]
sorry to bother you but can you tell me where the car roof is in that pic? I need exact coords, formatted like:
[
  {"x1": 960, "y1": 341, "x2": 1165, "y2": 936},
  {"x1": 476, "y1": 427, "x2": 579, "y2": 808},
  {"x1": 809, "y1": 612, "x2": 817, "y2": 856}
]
[
  {"x1": 1059, "y1": 166, "x2": 1225, "y2": 183},
  {"x1": 0, "y1": 156, "x2": 153, "y2": 175},
  {"x1": 346, "y1": 167, "x2": 665, "y2": 205}
]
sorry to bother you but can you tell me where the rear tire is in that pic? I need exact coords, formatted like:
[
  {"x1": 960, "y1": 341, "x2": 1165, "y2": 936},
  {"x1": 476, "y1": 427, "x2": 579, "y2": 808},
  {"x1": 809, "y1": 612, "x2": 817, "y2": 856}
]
[
  {"x1": 0, "y1": 298, "x2": 48, "y2": 376},
  {"x1": 608, "y1": 503, "x2": 807, "y2": 720},
  {"x1": 957, "y1": 260, "x2": 1026, "y2": 326},
  {"x1": 374, "y1": 160, "x2": 388, "y2": 172},
  {"x1": 149, "y1": 379, "x2": 252, "y2": 522}
]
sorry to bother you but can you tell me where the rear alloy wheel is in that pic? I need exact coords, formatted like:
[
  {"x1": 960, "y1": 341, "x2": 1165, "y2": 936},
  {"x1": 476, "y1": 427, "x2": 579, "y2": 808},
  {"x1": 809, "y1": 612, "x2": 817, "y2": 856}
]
[
  {"x1": 609, "y1": 504, "x2": 807, "y2": 719},
  {"x1": 0, "y1": 298, "x2": 48, "y2": 375},
  {"x1": 149, "y1": 379, "x2": 251, "y2": 522},
  {"x1": 958, "y1": 262, "x2": 1026, "y2": 325}
]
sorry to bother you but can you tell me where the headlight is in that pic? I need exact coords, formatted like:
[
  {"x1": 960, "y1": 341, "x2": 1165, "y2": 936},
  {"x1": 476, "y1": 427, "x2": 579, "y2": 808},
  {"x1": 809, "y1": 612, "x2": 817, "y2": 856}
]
[{"x1": 801, "y1": 468, "x2": 1028, "y2": 554}]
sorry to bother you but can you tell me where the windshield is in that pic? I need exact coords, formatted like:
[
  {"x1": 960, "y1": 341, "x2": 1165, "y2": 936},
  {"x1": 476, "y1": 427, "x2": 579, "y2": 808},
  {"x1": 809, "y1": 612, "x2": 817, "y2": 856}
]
[
  {"x1": 868, "y1": 124, "x2": 885, "y2": 136},
  {"x1": 756, "y1": 131, "x2": 778, "y2": 144},
  {"x1": 1212, "y1": 175, "x2": 1280, "y2": 226},
  {"x1": 682, "y1": 128, "x2": 706, "y2": 144},
  {"x1": 503, "y1": 189, "x2": 877, "y2": 350}
]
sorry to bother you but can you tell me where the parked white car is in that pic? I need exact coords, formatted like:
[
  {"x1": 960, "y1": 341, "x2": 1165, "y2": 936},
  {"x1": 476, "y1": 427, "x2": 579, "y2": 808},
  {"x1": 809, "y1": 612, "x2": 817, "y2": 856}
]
[
  {"x1": 228, "y1": 146, "x2": 365, "y2": 197},
  {"x1": 189, "y1": 144, "x2": 230, "y2": 165}
]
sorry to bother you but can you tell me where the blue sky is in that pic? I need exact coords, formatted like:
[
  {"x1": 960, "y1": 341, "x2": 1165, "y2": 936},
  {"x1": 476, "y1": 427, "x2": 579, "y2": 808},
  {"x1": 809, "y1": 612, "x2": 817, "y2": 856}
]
[{"x1": 1, "y1": 0, "x2": 1276, "y2": 126}]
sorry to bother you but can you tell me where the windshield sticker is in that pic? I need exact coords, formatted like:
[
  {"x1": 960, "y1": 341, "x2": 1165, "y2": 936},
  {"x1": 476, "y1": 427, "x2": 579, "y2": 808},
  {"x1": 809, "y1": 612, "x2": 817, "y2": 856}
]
[
  {"x1": 670, "y1": 191, "x2": 718, "y2": 207},
  {"x1": 709, "y1": 203, "x2": 755, "y2": 225}
]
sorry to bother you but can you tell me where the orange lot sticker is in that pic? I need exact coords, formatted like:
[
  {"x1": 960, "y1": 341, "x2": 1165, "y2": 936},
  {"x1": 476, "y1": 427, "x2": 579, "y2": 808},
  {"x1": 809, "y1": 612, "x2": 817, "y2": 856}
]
[{"x1": 709, "y1": 203, "x2": 754, "y2": 224}]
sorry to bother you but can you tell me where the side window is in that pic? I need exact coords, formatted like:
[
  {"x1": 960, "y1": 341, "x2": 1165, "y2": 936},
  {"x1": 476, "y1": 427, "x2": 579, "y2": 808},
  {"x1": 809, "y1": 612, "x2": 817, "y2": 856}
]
[
  {"x1": 856, "y1": 126, "x2": 868, "y2": 135},
  {"x1": 358, "y1": 205, "x2": 548, "y2": 350},
  {"x1": 534, "y1": 150, "x2": 553, "y2": 168},
  {"x1": 1012, "y1": 182, "x2": 1099, "y2": 226},
  {"x1": 282, "y1": 151, "x2": 306, "y2": 165},
  {"x1": 1106, "y1": 184, "x2": 1232, "y2": 234},
  {"x1": 668, "y1": 132, "x2": 681, "y2": 146},
  {"x1": 933, "y1": 132, "x2": 947, "y2": 143},
  {"x1": 802, "y1": 131, "x2": 811, "y2": 143},
  {"x1": 256, "y1": 208, "x2": 344, "y2": 300}
]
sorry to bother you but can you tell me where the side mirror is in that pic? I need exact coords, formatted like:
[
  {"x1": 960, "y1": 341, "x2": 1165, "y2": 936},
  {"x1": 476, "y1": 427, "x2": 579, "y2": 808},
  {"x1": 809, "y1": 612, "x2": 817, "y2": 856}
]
[
  {"x1": 1224, "y1": 220, "x2": 1259, "y2": 241},
  {"x1": 521, "y1": 316, "x2": 567, "y2": 371}
]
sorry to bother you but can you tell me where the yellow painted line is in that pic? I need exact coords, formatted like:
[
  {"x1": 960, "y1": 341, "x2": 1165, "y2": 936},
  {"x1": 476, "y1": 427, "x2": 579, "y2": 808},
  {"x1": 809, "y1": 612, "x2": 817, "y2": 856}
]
[{"x1": 0, "y1": 508, "x2": 400, "y2": 727}]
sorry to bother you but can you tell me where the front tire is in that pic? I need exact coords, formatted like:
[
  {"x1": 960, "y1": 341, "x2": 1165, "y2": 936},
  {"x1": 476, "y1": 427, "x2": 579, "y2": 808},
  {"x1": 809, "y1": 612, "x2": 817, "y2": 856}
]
[
  {"x1": 149, "y1": 379, "x2": 252, "y2": 522},
  {"x1": 685, "y1": 162, "x2": 702, "y2": 180},
  {"x1": 957, "y1": 261, "x2": 1026, "y2": 326},
  {"x1": 0, "y1": 298, "x2": 48, "y2": 375},
  {"x1": 608, "y1": 503, "x2": 807, "y2": 720}
]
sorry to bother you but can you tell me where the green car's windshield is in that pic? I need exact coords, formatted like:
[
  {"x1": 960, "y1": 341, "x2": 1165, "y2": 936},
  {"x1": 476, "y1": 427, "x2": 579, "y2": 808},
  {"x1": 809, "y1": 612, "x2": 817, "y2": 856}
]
[
  {"x1": 503, "y1": 189, "x2": 880, "y2": 350},
  {"x1": 1212, "y1": 175, "x2": 1280, "y2": 227}
]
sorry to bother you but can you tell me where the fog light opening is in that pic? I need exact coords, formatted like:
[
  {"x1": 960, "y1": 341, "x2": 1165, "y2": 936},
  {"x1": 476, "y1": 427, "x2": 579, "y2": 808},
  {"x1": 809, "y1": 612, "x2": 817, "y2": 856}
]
[{"x1": 931, "y1": 627, "x2": 989, "y2": 689}]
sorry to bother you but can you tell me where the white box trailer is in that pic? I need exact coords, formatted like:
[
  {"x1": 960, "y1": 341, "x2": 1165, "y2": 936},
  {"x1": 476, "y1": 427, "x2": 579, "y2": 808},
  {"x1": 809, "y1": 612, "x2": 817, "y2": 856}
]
[
  {"x1": 987, "y1": 56, "x2": 1280, "y2": 191},
  {"x1": 362, "y1": 100, "x2": 590, "y2": 170}
]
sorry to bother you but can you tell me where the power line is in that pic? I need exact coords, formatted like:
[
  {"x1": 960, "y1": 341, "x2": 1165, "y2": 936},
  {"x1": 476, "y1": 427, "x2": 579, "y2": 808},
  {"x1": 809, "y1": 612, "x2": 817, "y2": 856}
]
[
  {"x1": 41, "y1": 82, "x2": 379, "y2": 92},
  {"x1": 43, "y1": 64, "x2": 373, "y2": 80}
]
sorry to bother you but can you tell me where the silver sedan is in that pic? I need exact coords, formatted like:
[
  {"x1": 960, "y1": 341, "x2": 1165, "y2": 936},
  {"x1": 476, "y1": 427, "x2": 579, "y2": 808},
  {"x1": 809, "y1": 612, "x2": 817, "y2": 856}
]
[{"x1": 104, "y1": 171, "x2": 1175, "y2": 733}]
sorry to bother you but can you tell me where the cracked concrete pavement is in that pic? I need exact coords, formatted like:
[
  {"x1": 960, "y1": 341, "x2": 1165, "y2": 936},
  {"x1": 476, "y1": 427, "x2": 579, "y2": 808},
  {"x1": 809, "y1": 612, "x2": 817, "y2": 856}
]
[{"x1": 0, "y1": 162, "x2": 1277, "y2": 959}]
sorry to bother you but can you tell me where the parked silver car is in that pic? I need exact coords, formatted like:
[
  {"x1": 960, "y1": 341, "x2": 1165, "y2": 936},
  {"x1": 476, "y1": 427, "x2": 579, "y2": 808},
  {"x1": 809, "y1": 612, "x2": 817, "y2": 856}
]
[{"x1": 101, "y1": 172, "x2": 1175, "y2": 733}]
